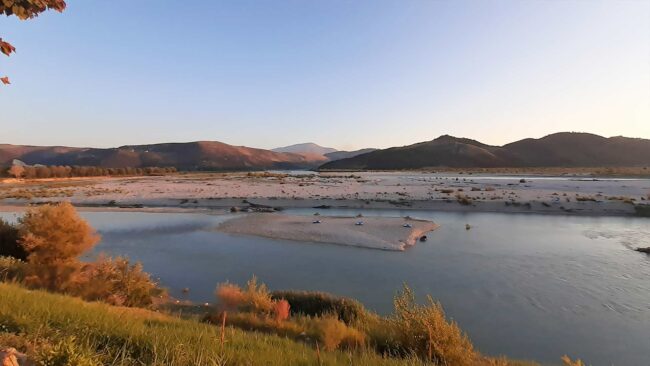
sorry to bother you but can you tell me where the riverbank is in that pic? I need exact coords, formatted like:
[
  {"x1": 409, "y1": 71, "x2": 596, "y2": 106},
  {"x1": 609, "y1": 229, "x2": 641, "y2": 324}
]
[{"x1": 1, "y1": 171, "x2": 648, "y2": 217}]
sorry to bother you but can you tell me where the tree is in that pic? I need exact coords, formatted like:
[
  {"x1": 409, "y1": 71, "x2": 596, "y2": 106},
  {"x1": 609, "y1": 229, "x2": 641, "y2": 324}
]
[
  {"x1": 19, "y1": 201, "x2": 100, "y2": 291},
  {"x1": 7, "y1": 164, "x2": 25, "y2": 178},
  {"x1": 1, "y1": 0, "x2": 66, "y2": 84}
]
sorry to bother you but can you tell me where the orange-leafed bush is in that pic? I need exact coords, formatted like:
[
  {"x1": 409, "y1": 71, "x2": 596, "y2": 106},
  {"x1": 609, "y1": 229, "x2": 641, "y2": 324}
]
[
  {"x1": 215, "y1": 276, "x2": 274, "y2": 315},
  {"x1": 215, "y1": 282, "x2": 246, "y2": 310},
  {"x1": 273, "y1": 299, "x2": 290, "y2": 322},
  {"x1": 19, "y1": 202, "x2": 100, "y2": 291}
]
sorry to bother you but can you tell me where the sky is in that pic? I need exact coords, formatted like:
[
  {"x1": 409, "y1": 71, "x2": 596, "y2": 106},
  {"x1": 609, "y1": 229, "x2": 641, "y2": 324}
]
[{"x1": 0, "y1": 0, "x2": 648, "y2": 151}]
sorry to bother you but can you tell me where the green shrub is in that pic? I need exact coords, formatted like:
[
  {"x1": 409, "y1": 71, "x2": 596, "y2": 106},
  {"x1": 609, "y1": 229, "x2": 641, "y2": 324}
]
[{"x1": 271, "y1": 290, "x2": 368, "y2": 325}]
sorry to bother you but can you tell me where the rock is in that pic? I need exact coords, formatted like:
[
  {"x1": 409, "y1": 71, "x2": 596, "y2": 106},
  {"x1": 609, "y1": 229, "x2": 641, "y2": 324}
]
[
  {"x1": 419, "y1": 235, "x2": 427, "y2": 242},
  {"x1": 465, "y1": 224, "x2": 471, "y2": 230},
  {"x1": 635, "y1": 247, "x2": 650, "y2": 254},
  {"x1": 229, "y1": 206, "x2": 240, "y2": 212},
  {"x1": 313, "y1": 205, "x2": 331, "y2": 209},
  {"x1": 0, "y1": 347, "x2": 31, "y2": 366}
]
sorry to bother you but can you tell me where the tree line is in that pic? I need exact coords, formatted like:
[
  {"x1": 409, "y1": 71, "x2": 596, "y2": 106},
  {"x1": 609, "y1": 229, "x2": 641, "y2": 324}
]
[{"x1": 4, "y1": 165, "x2": 177, "y2": 179}]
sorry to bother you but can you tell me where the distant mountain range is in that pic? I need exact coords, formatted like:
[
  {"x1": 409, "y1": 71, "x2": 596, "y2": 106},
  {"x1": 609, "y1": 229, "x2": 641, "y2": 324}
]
[
  {"x1": 0, "y1": 141, "x2": 314, "y2": 171},
  {"x1": 2, "y1": 132, "x2": 649, "y2": 172},
  {"x1": 319, "y1": 133, "x2": 650, "y2": 170},
  {"x1": 272, "y1": 143, "x2": 377, "y2": 163}
]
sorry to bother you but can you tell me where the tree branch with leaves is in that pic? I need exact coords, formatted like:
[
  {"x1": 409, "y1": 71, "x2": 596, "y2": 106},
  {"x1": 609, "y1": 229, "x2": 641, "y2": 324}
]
[{"x1": 1, "y1": 0, "x2": 66, "y2": 85}]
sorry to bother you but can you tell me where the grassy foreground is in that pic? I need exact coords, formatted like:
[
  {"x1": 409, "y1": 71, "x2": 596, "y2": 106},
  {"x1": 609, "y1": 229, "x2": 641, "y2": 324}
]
[{"x1": 0, "y1": 282, "x2": 427, "y2": 366}]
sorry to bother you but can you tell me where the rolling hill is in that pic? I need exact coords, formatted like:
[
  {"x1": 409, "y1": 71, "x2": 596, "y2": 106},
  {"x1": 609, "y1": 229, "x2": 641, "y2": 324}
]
[
  {"x1": 319, "y1": 133, "x2": 650, "y2": 170},
  {"x1": 0, "y1": 141, "x2": 314, "y2": 171}
]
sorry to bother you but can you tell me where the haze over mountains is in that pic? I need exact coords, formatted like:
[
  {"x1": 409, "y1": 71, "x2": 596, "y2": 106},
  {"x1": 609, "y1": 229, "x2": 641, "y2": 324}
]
[{"x1": 2, "y1": 132, "x2": 649, "y2": 172}]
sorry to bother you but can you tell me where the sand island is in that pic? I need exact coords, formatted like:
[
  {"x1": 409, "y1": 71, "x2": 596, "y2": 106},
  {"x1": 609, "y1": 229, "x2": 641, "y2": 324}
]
[{"x1": 217, "y1": 214, "x2": 439, "y2": 251}]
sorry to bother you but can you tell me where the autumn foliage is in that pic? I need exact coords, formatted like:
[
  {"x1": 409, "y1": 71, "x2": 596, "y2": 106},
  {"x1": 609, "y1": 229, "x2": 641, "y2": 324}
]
[
  {"x1": 1, "y1": 0, "x2": 67, "y2": 84},
  {"x1": 19, "y1": 201, "x2": 100, "y2": 291}
]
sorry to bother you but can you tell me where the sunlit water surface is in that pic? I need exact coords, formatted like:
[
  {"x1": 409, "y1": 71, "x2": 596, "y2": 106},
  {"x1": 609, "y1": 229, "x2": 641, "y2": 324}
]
[{"x1": 1, "y1": 209, "x2": 649, "y2": 365}]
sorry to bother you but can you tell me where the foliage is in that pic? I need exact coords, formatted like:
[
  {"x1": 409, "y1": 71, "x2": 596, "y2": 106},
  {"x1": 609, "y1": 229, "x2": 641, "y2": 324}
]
[
  {"x1": 19, "y1": 202, "x2": 100, "y2": 291},
  {"x1": 0, "y1": 282, "x2": 415, "y2": 366},
  {"x1": 215, "y1": 276, "x2": 275, "y2": 315},
  {"x1": 75, "y1": 256, "x2": 160, "y2": 308},
  {"x1": 6, "y1": 164, "x2": 177, "y2": 179},
  {"x1": 0, "y1": 256, "x2": 26, "y2": 282},
  {"x1": 380, "y1": 285, "x2": 477, "y2": 365},
  {"x1": 310, "y1": 316, "x2": 366, "y2": 351},
  {"x1": 271, "y1": 290, "x2": 368, "y2": 325},
  {"x1": 561, "y1": 355, "x2": 586, "y2": 366},
  {"x1": 0, "y1": 218, "x2": 26, "y2": 261}
]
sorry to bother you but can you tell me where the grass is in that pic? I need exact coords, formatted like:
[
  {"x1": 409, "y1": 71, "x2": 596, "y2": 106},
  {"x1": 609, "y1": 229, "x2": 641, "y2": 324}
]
[{"x1": 0, "y1": 282, "x2": 425, "y2": 366}]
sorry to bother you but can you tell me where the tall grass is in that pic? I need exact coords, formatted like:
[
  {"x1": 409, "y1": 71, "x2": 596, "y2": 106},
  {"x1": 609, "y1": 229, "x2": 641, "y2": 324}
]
[{"x1": 0, "y1": 282, "x2": 424, "y2": 366}]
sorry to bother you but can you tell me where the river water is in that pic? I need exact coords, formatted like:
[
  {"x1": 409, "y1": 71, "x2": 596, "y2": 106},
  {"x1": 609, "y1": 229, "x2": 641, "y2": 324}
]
[{"x1": 1, "y1": 209, "x2": 649, "y2": 365}]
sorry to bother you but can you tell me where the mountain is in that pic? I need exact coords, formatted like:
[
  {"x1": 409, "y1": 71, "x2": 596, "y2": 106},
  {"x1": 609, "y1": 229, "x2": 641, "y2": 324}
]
[
  {"x1": 324, "y1": 148, "x2": 378, "y2": 161},
  {"x1": 272, "y1": 143, "x2": 337, "y2": 156},
  {"x1": 319, "y1": 132, "x2": 650, "y2": 170},
  {"x1": 0, "y1": 141, "x2": 314, "y2": 171}
]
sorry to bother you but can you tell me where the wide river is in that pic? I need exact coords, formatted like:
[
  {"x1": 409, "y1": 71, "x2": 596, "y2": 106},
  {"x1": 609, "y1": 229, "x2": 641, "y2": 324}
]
[{"x1": 2, "y1": 209, "x2": 649, "y2": 365}]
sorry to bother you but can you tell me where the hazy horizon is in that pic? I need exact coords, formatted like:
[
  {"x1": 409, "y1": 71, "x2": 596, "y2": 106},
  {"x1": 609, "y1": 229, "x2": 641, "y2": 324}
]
[{"x1": 1, "y1": 0, "x2": 649, "y2": 150}]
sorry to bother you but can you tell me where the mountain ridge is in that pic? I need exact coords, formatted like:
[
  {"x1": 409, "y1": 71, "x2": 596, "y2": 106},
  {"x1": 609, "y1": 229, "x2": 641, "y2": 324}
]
[{"x1": 319, "y1": 132, "x2": 650, "y2": 170}]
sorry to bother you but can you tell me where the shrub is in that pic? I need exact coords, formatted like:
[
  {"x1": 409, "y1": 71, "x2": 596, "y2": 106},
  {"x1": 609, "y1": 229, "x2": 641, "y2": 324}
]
[
  {"x1": 271, "y1": 290, "x2": 368, "y2": 325},
  {"x1": 215, "y1": 282, "x2": 246, "y2": 310},
  {"x1": 0, "y1": 256, "x2": 26, "y2": 282},
  {"x1": 18, "y1": 203, "x2": 100, "y2": 292},
  {"x1": 382, "y1": 285, "x2": 477, "y2": 365},
  {"x1": 310, "y1": 316, "x2": 366, "y2": 351},
  {"x1": 561, "y1": 355, "x2": 585, "y2": 366},
  {"x1": 75, "y1": 256, "x2": 160, "y2": 308},
  {"x1": 215, "y1": 276, "x2": 274, "y2": 315},
  {"x1": 0, "y1": 219, "x2": 26, "y2": 261},
  {"x1": 273, "y1": 299, "x2": 290, "y2": 322}
]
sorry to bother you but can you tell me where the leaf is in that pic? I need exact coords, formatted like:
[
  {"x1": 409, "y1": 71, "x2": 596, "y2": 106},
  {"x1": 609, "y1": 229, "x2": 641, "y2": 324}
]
[
  {"x1": 1, "y1": 76, "x2": 10, "y2": 85},
  {"x1": 0, "y1": 39, "x2": 16, "y2": 56}
]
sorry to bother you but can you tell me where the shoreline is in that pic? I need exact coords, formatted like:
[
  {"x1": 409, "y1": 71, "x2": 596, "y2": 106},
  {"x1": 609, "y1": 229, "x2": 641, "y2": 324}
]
[
  {"x1": 0, "y1": 197, "x2": 643, "y2": 217},
  {"x1": 0, "y1": 171, "x2": 647, "y2": 218}
]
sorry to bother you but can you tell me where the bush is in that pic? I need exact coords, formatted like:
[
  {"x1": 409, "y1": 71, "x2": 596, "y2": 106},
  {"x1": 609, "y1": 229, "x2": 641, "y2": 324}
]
[
  {"x1": 19, "y1": 202, "x2": 100, "y2": 291},
  {"x1": 380, "y1": 285, "x2": 477, "y2": 365},
  {"x1": 215, "y1": 276, "x2": 274, "y2": 315},
  {"x1": 271, "y1": 290, "x2": 368, "y2": 325},
  {"x1": 310, "y1": 316, "x2": 366, "y2": 351},
  {"x1": 0, "y1": 219, "x2": 26, "y2": 261},
  {"x1": 75, "y1": 256, "x2": 160, "y2": 308},
  {"x1": 0, "y1": 256, "x2": 26, "y2": 282}
]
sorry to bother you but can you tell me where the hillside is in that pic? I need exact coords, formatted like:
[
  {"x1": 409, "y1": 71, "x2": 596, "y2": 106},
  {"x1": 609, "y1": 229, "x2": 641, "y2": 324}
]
[
  {"x1": 0, "y1": 141, "x2": 313, "y2": 171},
  {"x1": 324, "y1": 148, "x2": 378, "y2": 161},
  {"x1": 319, "y1": 133, "x2": 650, "y2": 170},
  {"x1": 272, "y1": 142, "x2": 338, "y2": 163},
  {"x1": 0, "y1": 283, "x2": 410, "y2": 366}
]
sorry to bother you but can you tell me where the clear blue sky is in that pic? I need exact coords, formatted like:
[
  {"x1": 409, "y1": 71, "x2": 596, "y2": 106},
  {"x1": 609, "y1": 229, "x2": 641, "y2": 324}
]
[{"x1": 1, "y1": 0, "x2": 648, "y2": 150}]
